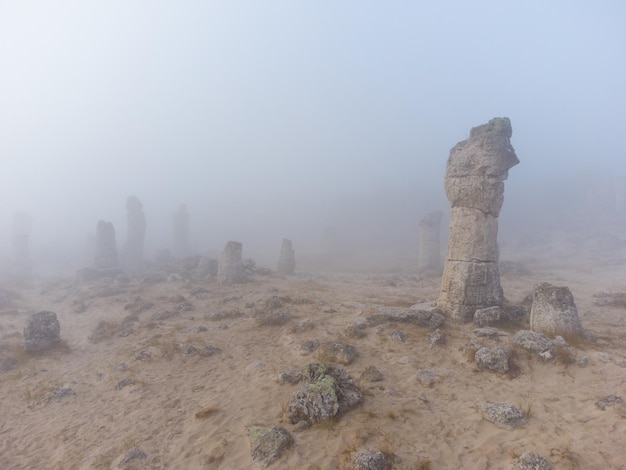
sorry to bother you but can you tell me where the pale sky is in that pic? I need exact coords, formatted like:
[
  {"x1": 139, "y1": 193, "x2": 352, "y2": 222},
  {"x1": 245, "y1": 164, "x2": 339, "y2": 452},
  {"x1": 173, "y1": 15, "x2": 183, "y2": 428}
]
[{"x1": 1, "y1": 1, "x2": 625, "y2": 268}]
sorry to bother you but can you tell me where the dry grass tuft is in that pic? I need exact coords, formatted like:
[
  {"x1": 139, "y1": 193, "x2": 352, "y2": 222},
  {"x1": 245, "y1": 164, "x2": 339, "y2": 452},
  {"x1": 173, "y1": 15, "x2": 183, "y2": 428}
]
[
  {"x1": 89, "y1": 320, "x2": 120, "y2": 343},
  {"x1": 554, "y1": 347, "x2": 577, "y2": 366}
]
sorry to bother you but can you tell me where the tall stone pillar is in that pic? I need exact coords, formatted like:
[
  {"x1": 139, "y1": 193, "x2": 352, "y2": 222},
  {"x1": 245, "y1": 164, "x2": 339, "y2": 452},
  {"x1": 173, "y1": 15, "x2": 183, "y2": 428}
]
[
  {"x1": 437, "y1": 118, "x2": 519, "y2": 322},
  {"x1": 173, "y1": 204, "x2": 190, "y2": 259},
  {"x1": 217, "y1": 241, "x2": 244, "y2": 285},
  {"x1": 417, "y1": 211, "x2": 442, "y2": 271},
  {"x1": 277, "y1": 239, "x2": 296, "y2": 275},
  {"x1": 124, "y1": 196, "x2": 146, "y2": 274},
  {"x1": 94, "y1": 221, "x2": 118, "y2": 268}
]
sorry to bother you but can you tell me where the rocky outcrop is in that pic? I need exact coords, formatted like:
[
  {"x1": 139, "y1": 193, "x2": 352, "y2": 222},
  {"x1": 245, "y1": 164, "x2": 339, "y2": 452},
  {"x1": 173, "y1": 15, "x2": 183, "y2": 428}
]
[
  {"x1": 530, "y1": 283, "x2": 583, "y2": 337},
  {"x1": 23, "y1": 311, "x2": 61, "y2": 353},
  {"x1": 277, "y1": 239, "x2": 296, "y2": 275},
  {"x1": 124, "y1": 196, "x2": 146, "y2": 274},
  {"x1": 512, "y1": 330, "x2": 567, "y2": 360},
  {"x1": 418, "y1": 211, "x2": 442, "y2": 271},
  {"x1": 285, "y1": 363, "x2": 362, "y2": 425},
  {"x1": 249, "y1": 425, "x2": 293, "y2": 467},
  {"x1": 438, "y1": 117, "x2": 519, "y2": 322},
  {"x1": 217, "y1": 241, "x2": 244, "y2": 285},
  {"x1": 367, "y1": 306, "x2": 444, "y2": 329}
]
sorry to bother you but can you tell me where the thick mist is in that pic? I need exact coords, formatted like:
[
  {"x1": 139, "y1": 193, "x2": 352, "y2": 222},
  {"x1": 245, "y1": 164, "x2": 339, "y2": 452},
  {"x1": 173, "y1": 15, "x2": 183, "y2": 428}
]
[{"x1": 1, "y1": 1, "x2": 625, "y2": 276}]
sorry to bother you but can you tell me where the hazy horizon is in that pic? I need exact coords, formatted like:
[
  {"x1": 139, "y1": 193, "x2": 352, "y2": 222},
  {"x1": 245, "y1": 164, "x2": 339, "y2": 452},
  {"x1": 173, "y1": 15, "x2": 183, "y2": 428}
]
[{"x1": 1, "y1": 1, "x2": 625, "y2": 275}]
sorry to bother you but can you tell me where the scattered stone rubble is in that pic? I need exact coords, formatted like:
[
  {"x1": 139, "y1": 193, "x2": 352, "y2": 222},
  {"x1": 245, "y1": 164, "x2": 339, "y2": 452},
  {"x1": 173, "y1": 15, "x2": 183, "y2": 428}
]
[{"x1": 367, "y1": 306, "x2": 444, "y2": 328}]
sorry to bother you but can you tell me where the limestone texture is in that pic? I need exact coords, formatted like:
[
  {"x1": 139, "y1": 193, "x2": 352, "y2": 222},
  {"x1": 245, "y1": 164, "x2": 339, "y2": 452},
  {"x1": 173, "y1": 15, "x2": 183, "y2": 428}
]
[
  {"x1": 23, "y1": 311, "x2": 61, "y2": 353},
  {"x1": 530, "y1": 282, "x2": 583, "y2": 337},
  {"x1": 438, "y1": 117, "x2": 519, "y2": 322},
  {"x1": 217, "y1": 241, "x2": 244, "y2": 285}
]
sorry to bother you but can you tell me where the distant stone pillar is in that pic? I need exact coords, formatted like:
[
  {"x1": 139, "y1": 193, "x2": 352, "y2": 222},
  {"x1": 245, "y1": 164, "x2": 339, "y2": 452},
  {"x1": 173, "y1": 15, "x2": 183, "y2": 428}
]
[
  {"x1": 418, "y1": 212, "x2": 442, "y2": 271},
  {"x1": 124, "y1": 196, "x2": 146, "y2": 274},
  {"x1": 217, "y1": 241, "x2": 244, "y2": 285},
  {"x1": 94, "y1": 221, "x2": 118, "y2": 268},
  {"x1": 173, "y1": 204, "x2": 190, "y2": 259},
  {"x1": 277, "y1": 239, "x2": 296, "y2": 275},
  {"x1": 10, "y1": 212, "x2": 32, "y2": 282},
  {"x1": 437, "y1": 118, "x2": 519, "y2": 322}
]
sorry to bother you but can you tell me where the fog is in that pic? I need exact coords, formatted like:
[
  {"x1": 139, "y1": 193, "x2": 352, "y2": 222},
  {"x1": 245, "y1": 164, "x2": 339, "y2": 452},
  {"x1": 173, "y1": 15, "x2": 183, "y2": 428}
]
[{"x1": 1, "y1": 1, "x2": 625, "y2": 275}]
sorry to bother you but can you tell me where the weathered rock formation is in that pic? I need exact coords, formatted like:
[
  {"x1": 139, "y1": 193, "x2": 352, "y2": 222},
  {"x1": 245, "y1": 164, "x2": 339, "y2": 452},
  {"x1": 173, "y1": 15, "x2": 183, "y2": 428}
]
[
  {"x1": 173, "y1": 203, "x2": 189, "y2": 259},
  {"x1": 438, "y1": 117, "x2": 519, "y2": 322},
  {"x1": 277, "y1": 238, "x2": 296, "y2": 275},
  {"x1": 477, "y1": 399, "x2": 528, "y2": 430},
  {"x1": 124, "y1": 196, "x2": 146, "y2": 274},
  {"x1": 530, "y1": 282, "x2": 583, "y2": 337},
  {"x1": 23, "y1": 311, "x2": 61, "y2": 353},
  {"x1": 94, "y1": 221, "x2": 119, "y2": 268},
  {"x1": 248, "y1": 425, "x2": 293, "y2": 467},
  {"x1": 217, "y1": 241, "x2": 244, "y2": 285},
  {"x1": 418, "y1": 211, "x2": 443, "y2": 271},
  {"x1": 285, "y1": 363, "x2": 362, "y2": 425}
]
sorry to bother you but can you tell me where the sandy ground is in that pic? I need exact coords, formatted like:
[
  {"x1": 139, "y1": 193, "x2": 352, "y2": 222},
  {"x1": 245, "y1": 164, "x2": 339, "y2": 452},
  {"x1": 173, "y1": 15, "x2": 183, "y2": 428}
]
[{"x1": 1, "y1": 249, "x2": 625, "y2": 469}]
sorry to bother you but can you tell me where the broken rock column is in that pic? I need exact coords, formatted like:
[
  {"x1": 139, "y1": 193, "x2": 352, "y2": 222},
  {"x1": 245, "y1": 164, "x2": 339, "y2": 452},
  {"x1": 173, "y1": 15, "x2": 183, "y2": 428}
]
[
  {"x1": 124, "y1": 196, "x2": 146, "y2": 274},
  {"x1": 217, "y1": 241, "x2": 244, "y2": 285},
  {"x1": 94, "y1": 221, "x2": 119, "y2": 268},
  {"x1": 277, "y1": 239, "x2": 296, "y2": 275},
  {"x1": 437, "y1": 117, "x2": 519, "y2": 322},
  {"x1": 418, "y1": 211, "x2": 443, "y2": 271}
]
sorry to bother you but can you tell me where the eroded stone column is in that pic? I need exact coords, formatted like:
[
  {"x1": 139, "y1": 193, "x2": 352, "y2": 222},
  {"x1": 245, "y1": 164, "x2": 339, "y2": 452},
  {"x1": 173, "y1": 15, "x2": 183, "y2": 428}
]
[
  {"x1": 418, "y1": 211, "x2": 443, "y2": 271},
  {"x1": 217, "y1": 241, "x2": 244, "y2": 285},
  {"x1": 94, "y1": 221, "x2": 118, "y2": 268},
  {"x1": 277, "y1": 239, "x2": 296, "y2": 275},
  {"x1": 437, "y1": 117, "x2": 519, "y2": 322},
  {"x1": 124, "y1": 196, "x2": 146, "y2": 274}
]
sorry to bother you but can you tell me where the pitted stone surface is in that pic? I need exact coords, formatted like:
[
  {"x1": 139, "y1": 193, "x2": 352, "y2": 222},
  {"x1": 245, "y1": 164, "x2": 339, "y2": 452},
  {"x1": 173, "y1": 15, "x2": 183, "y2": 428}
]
[{"x1": 438, "y1": 118, "x2": 518, "y2": 322}]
